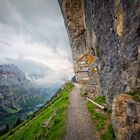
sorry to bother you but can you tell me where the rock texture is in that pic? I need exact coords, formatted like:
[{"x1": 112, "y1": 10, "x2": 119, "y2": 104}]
[
  {"x1": 84, "y1": 73, "x2": 102, "y2": 99},
  {"x1": 59, "y1": 0, "x2": 140, "y2": 104},
  {"x1": 111, "y1": 94, "x2": 140, "y2": 140},
  {"x1": 0, "y1": 64, "x2": 31, "y2": 107},
  {"x1": 58, "y1": 0, "x2": 87, "y2": 62},
  {"x1": 0, "y1": 64, "x2": 28, "y2": 87},
  {"x1": 59, "y1": 1, "x2": 140, "y2": 139}
]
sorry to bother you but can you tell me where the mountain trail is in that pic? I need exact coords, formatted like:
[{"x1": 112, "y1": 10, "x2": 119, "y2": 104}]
[{"x1": 64, "y1": 84, "x2": 98, "y2": 140}]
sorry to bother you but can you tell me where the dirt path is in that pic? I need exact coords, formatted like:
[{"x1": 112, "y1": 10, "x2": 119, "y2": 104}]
[{"x1": 64, "y1": 84, "x2": 98, "y2": 140}]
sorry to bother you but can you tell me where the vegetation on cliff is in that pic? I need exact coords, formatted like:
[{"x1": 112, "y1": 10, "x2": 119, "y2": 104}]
[
  {"x1": 126, "y1": 88, "x2": 140, "y2": 102},
  {"x1": 0, "y1": 82, "x2": 73, "y2": 140}
]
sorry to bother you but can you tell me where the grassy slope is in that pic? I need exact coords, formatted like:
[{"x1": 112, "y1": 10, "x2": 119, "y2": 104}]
[
  {"x1": 87, "y1": 97, "x2": 115, "y2": 140},
  {"x1": 0, "y1": 82, "x2": 73, "y2": 140}
]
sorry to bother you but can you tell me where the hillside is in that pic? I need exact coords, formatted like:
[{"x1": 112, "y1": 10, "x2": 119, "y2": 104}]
[
  {"x1": 0, "y1": 64, "x2": 59, "y2": 131},
  {"x1": 0, "y1": 82, "x2": 74, "y2": 140}
]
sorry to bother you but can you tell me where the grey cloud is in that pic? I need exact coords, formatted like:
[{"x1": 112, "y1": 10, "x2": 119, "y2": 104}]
[
  {"x1": 0, "y1": 0, "x2": 69, "y2": 47},
  {"x1": 5, "y1": 57, "x2": 53, "y2": 76},
  {"x1": 0, "y1": 0, "x2": 73, "y2": 84},
  {"x1": 0, "y1": 0, "x2": 70, "y2": 49}
]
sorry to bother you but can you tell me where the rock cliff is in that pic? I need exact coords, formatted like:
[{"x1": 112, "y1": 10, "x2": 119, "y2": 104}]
[
  {"x1": 111, "y1": 94, "x2": 140, "y2": 140},
  {"x1": 59, "y1": 0, "x2": 140, "y2": 104},
  {"x1": 59, "y1": 1, "x2": 140, "y2": 139}
]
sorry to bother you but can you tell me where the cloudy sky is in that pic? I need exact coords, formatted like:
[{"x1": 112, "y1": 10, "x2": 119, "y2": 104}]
[{"x1": 0, "y1": 0, "x2": 74, "y2": 84}]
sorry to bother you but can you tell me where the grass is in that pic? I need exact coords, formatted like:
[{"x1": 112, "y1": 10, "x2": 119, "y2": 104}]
[
  {"x1": 94, "y1": 96, "x2": 105, "y2": 104},
  {"x1": 86, "y1": 96, "x2": 115, "y2": 140},
  {"x1": 0, "y1": 105, "x2": 18, "y2": 114},
  {"x1": 87, "y1": 99, "x2": 106, "y2": 130},
  {"x1": 0, "y1": 82, "x2": 74, "y2": 140},
  {"x1": 100, "y1": 124, "x2": 115, "y2": 140},
  {"x1": 126, "y1": 88, "x2": 140, "y2": 102}
]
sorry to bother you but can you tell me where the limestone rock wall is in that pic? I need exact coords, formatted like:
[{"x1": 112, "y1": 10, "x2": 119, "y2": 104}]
[
  {"x1": 59, "y1": 0, "x2": 140, "y2": 104},
  {"x1": 84, "y1": 73, "x2": 102, "y2": 99},
  {"x1": 111, "y1": 94, "x2": 140, "y2": 140},
  {"x1": 83, "y1": 0, "x2": 140, "y2": 104},
  {"x1": 58, "y1": 0, "x2": 87, "y2": 63}
]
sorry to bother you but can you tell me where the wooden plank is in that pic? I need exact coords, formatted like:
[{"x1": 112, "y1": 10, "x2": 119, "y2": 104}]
[
  {"x1": 76, "y1": 51, "x2": 88, "y2": 62},
  {"x1": 77, "y1": 70, "x2": 89, "y2": 73},
  {"x1": 86, "y1": 97, "x2": 105, "y2": 110}
]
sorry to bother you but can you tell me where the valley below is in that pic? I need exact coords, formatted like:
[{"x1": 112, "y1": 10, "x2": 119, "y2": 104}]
[{"x1": 0, "y1": 64, "x2": 60, "y2": 131}]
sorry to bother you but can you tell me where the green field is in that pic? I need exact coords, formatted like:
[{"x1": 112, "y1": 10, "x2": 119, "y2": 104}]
[{"x1": 0, "y1": 82, "x2": 73, "y2": 140}]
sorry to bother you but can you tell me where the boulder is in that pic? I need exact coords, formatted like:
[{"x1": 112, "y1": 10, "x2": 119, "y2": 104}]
[{"x1": 111, "y1": 94, "x2": 140, "y2": 140}]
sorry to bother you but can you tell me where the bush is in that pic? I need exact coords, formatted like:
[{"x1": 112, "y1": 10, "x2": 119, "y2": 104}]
[{"x1": 127, "y1": 89, "x2": 140, "y2": 102}]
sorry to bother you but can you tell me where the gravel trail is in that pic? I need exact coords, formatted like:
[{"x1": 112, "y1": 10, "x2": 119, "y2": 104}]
[{"x1": 64, "y1": 84, "x2": 98, "y2": 140}]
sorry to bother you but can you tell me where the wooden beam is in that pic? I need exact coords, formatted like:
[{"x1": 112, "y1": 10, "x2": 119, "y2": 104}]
[
  {"x1": 78, "y1": 65, "x2": 89, "y2": 67},
  {"x1": 77, "y1": 70, "x2": 89, "y2": 73},
  {"x1": 76, "y1": 51, "x2": 89, "y2": 62},
  {"x1": 86, "y1": 97, "x2": 105, "y2": 110}
]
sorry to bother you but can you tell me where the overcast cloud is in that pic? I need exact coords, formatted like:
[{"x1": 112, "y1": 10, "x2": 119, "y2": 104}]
[{"x1": 0, "y1": 0, "x2": 74, "y2": 84}]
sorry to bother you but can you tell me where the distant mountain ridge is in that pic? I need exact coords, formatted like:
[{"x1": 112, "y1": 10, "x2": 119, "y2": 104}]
[{"x1": 0, "y1": 64, "x2": 29, "y2": 87}]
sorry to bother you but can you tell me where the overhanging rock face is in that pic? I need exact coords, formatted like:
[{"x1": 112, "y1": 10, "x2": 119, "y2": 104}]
[
  {"x1": 58, "y1": 0, "x2": 92, "y2": 82},
  {"x1": 59, "y1": 0, "x2": 140, "y2": 104}
]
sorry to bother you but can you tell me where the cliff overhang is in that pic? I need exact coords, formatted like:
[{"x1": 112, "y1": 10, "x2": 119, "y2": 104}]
[{"x1": 59, "y1": 0, "x2": 140, "y2": 104}]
